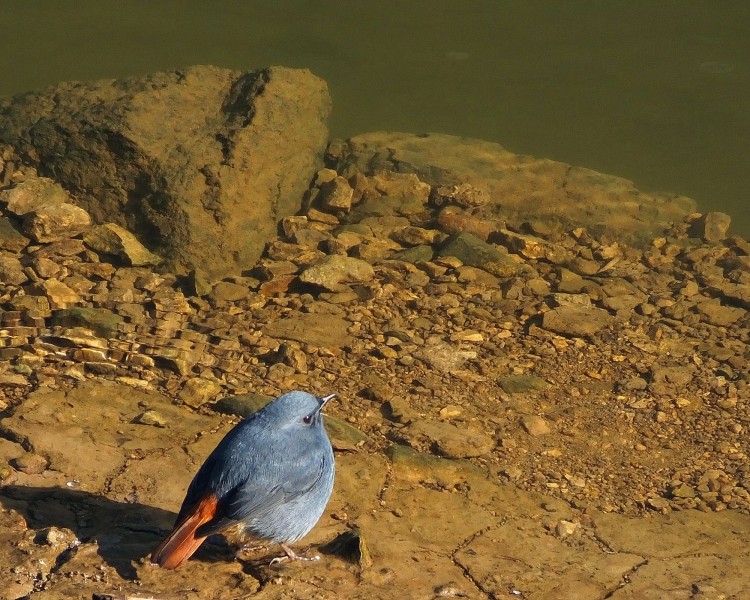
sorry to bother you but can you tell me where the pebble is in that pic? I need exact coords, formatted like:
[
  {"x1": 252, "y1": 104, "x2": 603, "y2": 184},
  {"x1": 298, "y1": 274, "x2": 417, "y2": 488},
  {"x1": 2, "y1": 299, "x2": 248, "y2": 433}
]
[{"x1": 520, "y1": 415, "x2": 552, "y2": 436}]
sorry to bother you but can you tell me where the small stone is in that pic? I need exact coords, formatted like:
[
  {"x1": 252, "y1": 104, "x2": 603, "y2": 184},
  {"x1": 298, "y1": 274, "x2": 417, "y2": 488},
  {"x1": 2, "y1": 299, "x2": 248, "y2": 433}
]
[
  {"x1": 440, "y1": 231, "x2": 525, "y2": 277},
  {"x1": 84, "y1": 223, "x2": 162, "y2": 266},
  {"x1": 542, "y1": 306, "x2": 611, "y2": 337},
  {"x1": 499, "y1": 374, "x2": 549, "y2": 394},
  {"x1": 299, "y1": 255, "x2": 375, "y2": 290},
  {"x1": 646, "y1": 496, "x2": 671, "y2": 511},
  {"x1": 51, "y1": 307, "x2": 124, "y2": 339},
  {"x1": 692, "y1": 212, "x2": 731, "y2": 243},
  {"x1": 209, "y1": 281, "x2": 250, "y2": 303},
  {"x1": 386, "y1": 398, "x2": 417, "y2": 424},
  {"x1": 178, "y1": 378, "x2": 222, "y2": 408},
  {"x1": 0, "y1": 217, "x2": 30, "y2": 252},
  {"x1": 431, "y1": 182, "x2": 489, "y2": 208},
  {"x1": 555, "y1": 520, "x2": 580, "y2": 537},
  {"x1": 0, "y1": 254, "x2": 27, "y2": 285},
  {"x1": 0, "y1": 177, "x2": 70, "y2": 215},
  {"x1": 27, "y1": 279, "x2": 81, "y2": 309},
  {"x1": 23, "y1": 202, "x2": 92, "y2": 243},
  {"x1": 670, "y1": 482, "x2": 696, "y2": 498},
  {"x1": 212, "y1": 393, "x2": 273, "y2": 418},
  {"x1": 436, "y1": 207, "x2": 494, "y2": 240},
  {"x1": 695, "y1": 300, "x2": 744, "y2": 326},
  {"x1": 400, "y1": 419, "x2": 495, "y2": 458},
  {"x1": 11, "y1": 453, "x2": 48, "y2": 475},
  {"x1": 520, "y1": 415, "x2": 551, "y2": 436},
  {"x1": 438, "y1": 405, "x2": 462, "y2": 419},
  {"x1": 133, "y1": 410, "x2": 169, "y2": 428},
  {"x1": 318, "y1": 176, "x2": 354, "y2": 213},
  {"x1": 38, "y1": 526, "x2": 77, "y2": 547},
  {"x1": 391, "y1": 226, "x2": 440, "y2": 247}
]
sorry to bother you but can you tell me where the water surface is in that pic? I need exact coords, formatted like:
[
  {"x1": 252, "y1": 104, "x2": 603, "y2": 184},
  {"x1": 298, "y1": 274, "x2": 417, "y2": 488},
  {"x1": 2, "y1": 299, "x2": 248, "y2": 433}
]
[{"x1": 2, "y1": 1, "x2": 748, "y2": 234}]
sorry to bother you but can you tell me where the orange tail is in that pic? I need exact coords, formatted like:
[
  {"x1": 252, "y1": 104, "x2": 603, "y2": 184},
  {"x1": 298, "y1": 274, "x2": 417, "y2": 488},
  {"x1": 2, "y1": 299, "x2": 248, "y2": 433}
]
[{"x1": 150, "y1": 494, "x2": 219, "y2": 569}]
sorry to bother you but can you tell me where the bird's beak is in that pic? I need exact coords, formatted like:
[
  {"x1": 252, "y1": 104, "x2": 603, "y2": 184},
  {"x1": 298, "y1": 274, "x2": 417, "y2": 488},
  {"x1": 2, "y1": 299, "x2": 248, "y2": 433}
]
[{"x1": 318, "y1": 393, "x2": 336, "y2": 411}]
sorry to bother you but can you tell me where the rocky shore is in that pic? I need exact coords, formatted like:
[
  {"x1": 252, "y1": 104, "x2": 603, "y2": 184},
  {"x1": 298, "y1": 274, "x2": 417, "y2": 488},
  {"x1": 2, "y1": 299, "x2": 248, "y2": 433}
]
[{"x1": 0, "y1": 66, "x2": 749, "y2": 598}]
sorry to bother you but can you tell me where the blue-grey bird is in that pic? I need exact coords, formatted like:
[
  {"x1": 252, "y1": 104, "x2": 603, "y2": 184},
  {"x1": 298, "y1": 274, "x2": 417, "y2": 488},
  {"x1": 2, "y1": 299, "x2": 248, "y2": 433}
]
[{"x1": 151, "y1": 391, "x2": 336, "y2": 568}]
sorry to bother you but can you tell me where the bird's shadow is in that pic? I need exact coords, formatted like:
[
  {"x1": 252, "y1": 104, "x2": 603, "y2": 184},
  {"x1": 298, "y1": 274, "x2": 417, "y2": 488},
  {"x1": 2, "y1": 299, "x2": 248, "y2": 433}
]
[{"x1": 0, "y1": 485, "x2": 236, "y2": 579}]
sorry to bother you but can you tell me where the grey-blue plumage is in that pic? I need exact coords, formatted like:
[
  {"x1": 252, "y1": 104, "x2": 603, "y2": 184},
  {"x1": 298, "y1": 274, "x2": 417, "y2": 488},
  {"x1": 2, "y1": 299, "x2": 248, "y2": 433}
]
[{"x1": 151, "y1": 391, "x2": 336, "y2": 568}]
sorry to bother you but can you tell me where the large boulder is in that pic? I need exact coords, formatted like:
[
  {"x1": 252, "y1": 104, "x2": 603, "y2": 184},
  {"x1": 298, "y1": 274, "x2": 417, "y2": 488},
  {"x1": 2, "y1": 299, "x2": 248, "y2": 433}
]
[
  {"x1": 330, "y1": 132, "x2": 696, "y2": 246},
  {"x1": 0, "y1": 65, "x2": 331, "y2": 281}
]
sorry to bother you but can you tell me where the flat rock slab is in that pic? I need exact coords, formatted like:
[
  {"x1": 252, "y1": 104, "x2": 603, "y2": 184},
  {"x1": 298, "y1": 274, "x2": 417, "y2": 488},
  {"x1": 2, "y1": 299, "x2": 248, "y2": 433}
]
[
  {"x1": 333, "y1": 131, "x2": 696, "y2": 246},
  {"x1": 0, "y1": 65, "x2": 331, "y2": 281},
  {"x1": 0, "y1": 380, "x2": 219, "y2": 494},
  {"x1": 263, "y1": 312, "x2": 354, "y2": 348}
]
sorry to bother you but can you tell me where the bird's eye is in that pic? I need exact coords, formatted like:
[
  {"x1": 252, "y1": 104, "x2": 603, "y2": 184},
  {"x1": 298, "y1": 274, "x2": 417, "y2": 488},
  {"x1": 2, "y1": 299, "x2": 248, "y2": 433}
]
[{"x1": 303, "y1": 415, "x2": 312, "y2": 424}]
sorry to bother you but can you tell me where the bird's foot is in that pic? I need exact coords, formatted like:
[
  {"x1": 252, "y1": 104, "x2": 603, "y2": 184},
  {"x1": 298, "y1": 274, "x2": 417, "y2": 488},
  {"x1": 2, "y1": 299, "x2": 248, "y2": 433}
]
[{"x1": 269, "y1": 543, "x2": 320, "y2": 565}]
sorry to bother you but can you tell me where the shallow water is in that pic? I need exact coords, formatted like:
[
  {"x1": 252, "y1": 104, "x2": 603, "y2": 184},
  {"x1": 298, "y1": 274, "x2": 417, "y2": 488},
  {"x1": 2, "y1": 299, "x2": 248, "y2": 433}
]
[{"x1": 2, "y1": 0, "x2": 749, "y2": 235}]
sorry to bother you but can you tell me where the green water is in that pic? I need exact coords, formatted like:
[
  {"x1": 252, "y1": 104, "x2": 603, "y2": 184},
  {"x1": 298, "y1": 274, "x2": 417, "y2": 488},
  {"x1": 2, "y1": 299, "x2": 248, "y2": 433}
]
[{"x1": 2, "y1": 1, "x2": 749, "y2": 235}]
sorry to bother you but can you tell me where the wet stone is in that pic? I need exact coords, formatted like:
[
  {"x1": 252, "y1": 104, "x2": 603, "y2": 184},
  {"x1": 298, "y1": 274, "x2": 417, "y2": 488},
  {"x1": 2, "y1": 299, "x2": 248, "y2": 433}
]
[
  {"x1": 299, "y1": 255, "x2": 375, "y2": 290},
  {"x1": 542, "y1": 305, "x2": 611, "y2": 337},
  {"x1": 439, "y1": 231, "x2": 525, "y2": 277},
  {"x1": 399, "y1": 419, "x2": 495, "y2": 459},
  {"x1": 498, "y1": 374, "x2": 550, "y2": 394}
]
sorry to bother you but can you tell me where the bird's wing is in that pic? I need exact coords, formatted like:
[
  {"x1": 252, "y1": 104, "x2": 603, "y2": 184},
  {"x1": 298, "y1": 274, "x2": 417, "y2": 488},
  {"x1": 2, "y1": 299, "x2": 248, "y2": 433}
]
[{"x1": 196, "y1": 451, "x2": 328, "y2": 537}]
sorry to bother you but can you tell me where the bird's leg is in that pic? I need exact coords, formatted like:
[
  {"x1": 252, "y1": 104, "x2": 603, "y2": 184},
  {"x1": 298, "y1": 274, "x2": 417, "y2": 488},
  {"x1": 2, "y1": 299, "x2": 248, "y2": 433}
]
[
  {"x1": 269, "y1": 543, "x2": 321, "y2": 565},
  {"x1": 239, "y1": 542, "x2": 268, "y2": 553}
]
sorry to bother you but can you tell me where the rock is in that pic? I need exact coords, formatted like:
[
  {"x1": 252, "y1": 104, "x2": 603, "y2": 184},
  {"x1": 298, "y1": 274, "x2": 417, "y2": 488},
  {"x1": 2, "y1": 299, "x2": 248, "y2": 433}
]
[
  {"x1": 0, "y1": 65, "x2": 331, "y2": 281},
  {"x1": 0, "y1": 254, "x2": 27, "y2": 285},
  {"x1": 438, "y1": 405, "x2": 462, "y2": 419},
  {"x1": 50, "y1": 307, "x2": 124, "y2": 339},
  {"x1": 431, "y1": 182, "x2": 489, "y2": 208},
  {"x1": 209, "y1": 281, "x2": 250, "y2": 304},
  {"x1": 178, "y1": 378, "x2": 223, "y2": 408},
  {"x1": 133, "y1": 410, "x2": 169, "y2": 428},
  {"x1": 10, "y1": 453, "x2": 48, "y2": 475},
  {"x1": 392, "y1": 245, "x2": 434, "y2": 263},
  {"x1": 83, "y1": 223, "x2": 162, "y2": 266},
  {"x1": 299, "y1": 255, "x2": 375, "y2": 290},
  {"x1": 649, "y1": 366, "x2": 695, "y2": 396},
  {"x1": 541, "y1": 306, "x2": 611, "y2": 337},
  {"x1": 415, "y1": 341, "x2": 474, "y2": 373},
  {"x1": 323, "y1": 417, "x2": 371, "y2": 451},
  {"x1": 498, "y1": 375, "x2": 549, "y2": 394},
  {"x1": 695, "y1": 299, "x2": 744, "y2": 327},
  {"x1": 439, "y1": 231, "x2": 525, "y2": 277},
  {"x1": 0, "y1": 217, "x2": 30, "y2": 252},
  {"x1": 319, "y1": 176, "x2": 354, "y2": 213},
  {"x1": 212, "y1": 393, "x2": 273, "y2": 418},
  {"x1": 263, "y1": 312, "x2": 354, "y2": 348},
  {"x1": 670, "y1": 482, "x2": 696, "y2": 499},
  {"x1": 436, "y1": 206, "x2": 495, "y2": 240},
  {"x1": 391, "y1": 226, "x2": 440, "y2": 247},
  {"x1": 22, "y1": 202, "x2": 92, "y2": 243},
  {"x1": 400, "y1": 419, "x2": 495, "y2": 459},
  {"x1": 26, "y1": 279, "x2": 81, "y2": 309},
  {"x1": 332, "y1": 131, "x2": 695, "y2": 246},
  {"x1": 520, "y1": 415, "x2": 552, "y2": 436},
  {"x1": 492, "y1": 229, "x2": 551, "y2": 260},
  {"x1": 691, "y1": 212, "x2": 731, "y2": 243},
  {"x1": 0, "y1": 177, "x2": 69, "y2": 215}
]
